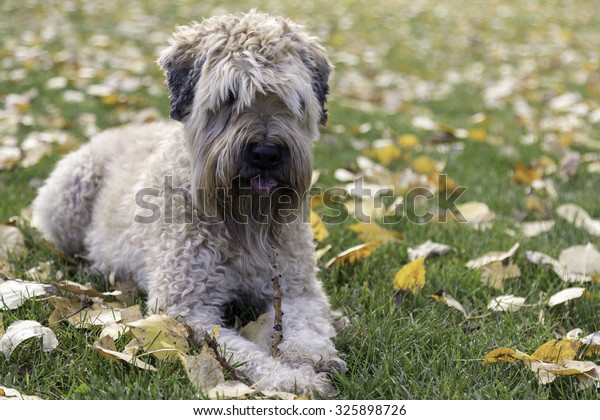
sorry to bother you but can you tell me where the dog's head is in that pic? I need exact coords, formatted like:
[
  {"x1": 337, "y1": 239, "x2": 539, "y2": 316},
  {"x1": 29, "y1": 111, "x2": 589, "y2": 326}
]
[{"x1": 158, "y1": 12, "x2": 331, "y2": 253}]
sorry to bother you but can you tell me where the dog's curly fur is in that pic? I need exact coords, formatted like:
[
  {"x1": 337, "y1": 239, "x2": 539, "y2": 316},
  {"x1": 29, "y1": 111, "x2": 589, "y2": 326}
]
[{"x1": 32, "y1": 12, "x2": 345, "y2": 396}]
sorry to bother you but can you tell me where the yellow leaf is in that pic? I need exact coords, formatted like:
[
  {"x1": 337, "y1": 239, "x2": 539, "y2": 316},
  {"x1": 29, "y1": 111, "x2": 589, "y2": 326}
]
[
  {"x1": 325, "y1": 241, "x2": 381, "y2": 268},
  {"x1": 393, "y1": 257, "x2": 426, "y2": 293},
  {"x1": 482, "y1": 347, "x2": 535, "y2": 366},
  {"x1": 364, "y1": 145, "x2": 402, "y2": 166},
  {"x1": 468, "y1": 128, "x2": 488, "y2": 142},
  {"x1": 530, "y1": 339, "x2": 581, "y2": 363},
  {"x1": 310, "y1": 211, "x2": 329, "y2": 242},
  {"x1": 412, "y1": 155, "x2": 437, "y2": 175},
  {"x1": 513, "y1": 162, "x2": 543, "y2": 186},
  {"x1": 126, "y1": 314, "x2": 190, "y2": 361},
  {"x1": 397, "y1": 134, "x2": 419, "y2": 148},
  {"x1": 349, "y1": 223, "x2": 402, "y2": 243}
]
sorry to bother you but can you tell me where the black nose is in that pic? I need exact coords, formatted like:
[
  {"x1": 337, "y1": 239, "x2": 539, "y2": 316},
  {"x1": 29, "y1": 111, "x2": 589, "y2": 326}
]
[{"x1": 248, "y1": 144, "x2": 282, "y2": 169}]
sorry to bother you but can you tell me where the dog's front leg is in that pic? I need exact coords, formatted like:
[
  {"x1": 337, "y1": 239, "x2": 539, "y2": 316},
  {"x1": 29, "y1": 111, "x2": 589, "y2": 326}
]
[
  {"x1": 276, "y1": 292, "x2": 347, "y2": 375},
  {"x1": 184, "y1": 314, "x2": 334, "y2": 397}
]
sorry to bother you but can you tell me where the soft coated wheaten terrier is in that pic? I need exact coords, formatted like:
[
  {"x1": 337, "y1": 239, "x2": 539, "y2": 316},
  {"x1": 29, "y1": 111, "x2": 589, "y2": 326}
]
[{"x1": 32, "y1": 12, "x2": 345, "y2": 396}]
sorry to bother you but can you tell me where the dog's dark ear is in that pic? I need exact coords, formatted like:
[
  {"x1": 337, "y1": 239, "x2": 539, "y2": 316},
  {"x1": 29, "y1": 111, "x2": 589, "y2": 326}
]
[
  {"x1": 302, "y1": 42, "x2": 332, "y2": 126},
  {"x1": 158, "y1": 47, "x2": 205, "y2": 122}
]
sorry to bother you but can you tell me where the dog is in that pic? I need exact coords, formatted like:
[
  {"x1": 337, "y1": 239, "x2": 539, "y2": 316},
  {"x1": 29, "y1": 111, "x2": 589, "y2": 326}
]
[{"x1": 31, "y1": 12, "x2": 345, "y2": 396}]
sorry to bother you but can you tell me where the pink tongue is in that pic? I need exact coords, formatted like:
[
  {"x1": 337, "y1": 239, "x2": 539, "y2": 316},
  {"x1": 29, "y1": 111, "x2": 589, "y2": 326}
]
[{"x1": 251, "y1": 177, "x2": 279, "y2": 195}]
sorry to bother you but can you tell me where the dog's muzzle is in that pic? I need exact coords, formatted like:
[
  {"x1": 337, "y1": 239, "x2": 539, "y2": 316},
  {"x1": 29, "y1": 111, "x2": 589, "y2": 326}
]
[{"x1": 247, "y1": 144, "x2": 282, "y2": 195}]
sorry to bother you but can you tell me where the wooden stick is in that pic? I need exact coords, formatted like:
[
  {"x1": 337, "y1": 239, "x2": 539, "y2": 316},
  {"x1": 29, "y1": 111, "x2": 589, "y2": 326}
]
[
  {"x1": 271, "y1": 273, "x2": 283, "y2": 357},
  {"x1": 203, "y1": 332, "x2": 246, "y2": 383}
]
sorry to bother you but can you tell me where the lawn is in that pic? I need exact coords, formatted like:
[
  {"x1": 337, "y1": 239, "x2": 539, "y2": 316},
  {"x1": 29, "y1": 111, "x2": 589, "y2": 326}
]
[{"x1": 1, "y1": 0, "x2": 599, "y2": 399}]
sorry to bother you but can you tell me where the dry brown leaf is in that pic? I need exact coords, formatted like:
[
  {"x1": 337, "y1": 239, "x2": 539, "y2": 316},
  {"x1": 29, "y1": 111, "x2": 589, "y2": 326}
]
[
  {"x1": 127, "y1": 314, "x2": 190, "y2": 360},
  {"x1": 466, "y1": 243, "x2": 520, "y2": 269},
  {"x1": 482, "y1": 347, "x2": 535, "y2": 365},
  {"x1": 531, "y1": 338, "x2": 581, "y2": 363},
  {"x1": 0, "y1": 320, "x2": 58, "y2": 360},
  {"x1": 315, "y1": 244, "x2": 332, "y2": 262},
  {"x1": 558, "y1": 243, "x2": 600, "y2": 277},
  {"x1": 0, "y1": 385, "x2": 41, "y2": 400},
  {"x1": 0, "y1": 279, "x2": 53, "y2": 310},
  {"x1": 430, "y1": 290, "x2": 468, "y2": 317},
  {"x1": 325, "y1": 241, "x2": 381, "y2": 268},
  {"x1": 513, "y1": 162, "x2": 543, "y2": 186},
  {"x1": 57, "y1": 280, "x2": 122, "y2": 298},
  {"x1": 548, "y1": 287, "x2": 586, "y2": 307},
  {"x1": 407, "y1": 240, "x2": 455, "y2": 261},
  {"x1": 454, "y1": 201, "x2": 495, "y2": 230},
  {"x1": 481, "y1": 261, "x2": 521, "y2": 290},
  {"x1": 94, "y1": 335, "x2": 157, "y2": 371},
  {"x1": 0, "y1": 225, "x2": 25, "y2": 262},
  {"x1": 179, "y1": 348, "x2": 225, "y2": 393},
  {"x1": 488, "y1": 295, "x2": 527, "y2": 312},
  {"x1": 556, "y1": 203, "x2": 600, "y2": 236},
  {"x1": 520, "y1": 220, "x2": 555, "y2": 238}
]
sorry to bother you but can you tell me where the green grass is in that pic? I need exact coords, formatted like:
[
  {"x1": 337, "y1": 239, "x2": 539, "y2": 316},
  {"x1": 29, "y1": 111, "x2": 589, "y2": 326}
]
[{"x1": 1, "y1": 0, "x2": 599, "y2": 399}]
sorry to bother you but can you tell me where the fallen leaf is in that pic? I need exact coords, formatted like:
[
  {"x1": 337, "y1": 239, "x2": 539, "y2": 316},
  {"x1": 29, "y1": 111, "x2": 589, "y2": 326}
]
[
  {"x1": 393, "y1": 257, "x2": 426, "y2": 304},
  {"x1": 0, "y1": 146, "x2": 22, "y2": 170},
  {"x1": 558, "y1": 243, "x2": 600, "y2": 277},
  {"x1": 481, "y1": 261, "x2": 521, "y2": 290},
  {"x1": 0, "y1": 385, "x2": 41, "y2": 400},
  {"x1": 531, "y1": 338, "x2": 581, "y2": 363},
  {"x1": 430, "y1": 290, "x2": 468, "y2": 317},
  {"x1": 364, "y1": 144, "x2": 402, "y2": 166},
  {"x1": 0, "y1": 225, "x2": 25, "y2": 261},
  {"x1": 0, "y1": 279, "x2": 53, "y2": 310},
  {"x1": 407, "y1": 240, "x2": 455, "y2": 261},
  {"x1": 179, "y1": 348, "x2": 224, "y2": 393},
  {"x1": 520, "y1": 220, "x2": 555, "y2": 238},
  {"x1": 525, "y1": 250, "x2": 592, "y2": 283},
  {"x1": 454, "y1": 201, "x2": 495, "y2": 229},
  {"x1": 488, "y1": 295, "x2": 527, "y2": 312},
  {"x1": 325, "y1": 241, "x2": 381, "y2": 268},
  {"x1": 126, "y1": 314, "x2": 190, "y2": 360},
  {"x1": 513, "y1": 162, "x2": 543, "y2": 186},
  {"x1": 548, "y1": 287, "x2": 586, "y2": 307},
  {"x1": 556, "y1": 203, "x2": 600, "y2": 236},
  {"x1": 57, "y1": 280, "x2": 122, "y2": 298},
  {"x1": 349, "y1": 223, "x2": 402, "y2": 243},
  {"x1": 412, "y1": 155, "x2": 438, "y2": 175},
  {"x1": 482, "y1": 347, "x2": 534, "y2": 365},
  {"x1": 530, "y1": 359, "x2": 599, "y2": 385},
  {"x1": 208, "y1": 381, "x2": 256, "y2": 400},
  {"x1": 466, "y1": 243, "x2": 520, "y2": 269},
  {"x1": 69, "y1": 307, "x2": 122, "y2": 328},
  {"x1": 94, "y1": 335, "x2": 157, "y2": 371},
  {"x1": 315, "y1": 244, "x2": 332, "y2": 261},
  {"x1": 310, "y1": 211, "x2": 329, "y2": 242},
  {"x1": 582, "y1": 331, "x2": 600, "y2": 356},
  {"x1": 0, "y1": 320, "x2": 58, "y2": 360},
  {"x1": 397, "y1": 134, "x2": 419, "y2": 148}
]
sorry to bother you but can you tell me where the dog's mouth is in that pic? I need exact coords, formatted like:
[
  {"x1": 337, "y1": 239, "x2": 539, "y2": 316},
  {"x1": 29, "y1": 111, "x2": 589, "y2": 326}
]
[{"x1": 251, "y1": 176, "x2": 279, "y2": 195}]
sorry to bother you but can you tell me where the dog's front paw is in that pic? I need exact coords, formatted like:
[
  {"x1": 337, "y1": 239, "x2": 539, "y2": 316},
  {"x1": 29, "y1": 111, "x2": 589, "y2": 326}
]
[
  {"x1": 315, "y1": 356, "x2": 347, "y2": 374},
  {"x1": 278, "y1": 337, "x2": 345, "y2": 373}
]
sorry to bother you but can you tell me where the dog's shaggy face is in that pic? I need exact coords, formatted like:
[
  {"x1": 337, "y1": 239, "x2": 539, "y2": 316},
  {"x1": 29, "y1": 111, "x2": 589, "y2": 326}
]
[{"x1": 158, "y1": 13, "x2": 331, "y2": 255}]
